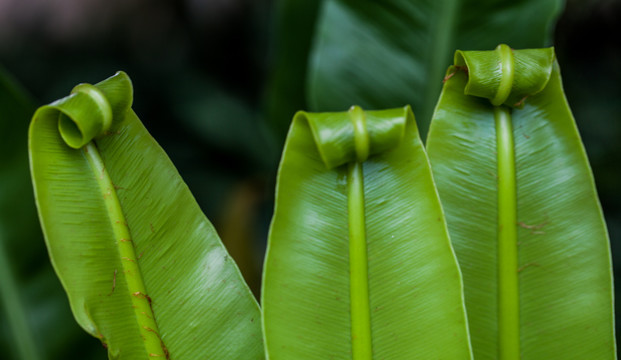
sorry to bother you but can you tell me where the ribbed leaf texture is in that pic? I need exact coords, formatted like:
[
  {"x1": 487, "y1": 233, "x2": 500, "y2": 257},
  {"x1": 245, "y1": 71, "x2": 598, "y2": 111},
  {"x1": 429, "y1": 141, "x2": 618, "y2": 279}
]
[
  {"x1": 1, "y1": 66, "x2": 105, "y2": 360},
  {"x1": 262, "y1": 106, "x2": 472, "y2": 359},
  {"x1": 427, "y1": 45, "x2": 616, "y2": 359},
  {"x1": 29, "y1": 72, "x2": 264, "y2": 360}
]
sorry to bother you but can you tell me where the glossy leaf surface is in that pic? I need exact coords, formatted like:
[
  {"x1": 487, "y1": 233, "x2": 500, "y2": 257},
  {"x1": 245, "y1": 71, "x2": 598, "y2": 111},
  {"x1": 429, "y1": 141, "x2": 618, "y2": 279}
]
[
  {"x1": 306, "y1": 0, "x2": 563, "y2": 135},
  {"x1": 29, "y1": 72, "x2": 264, "y2": 359},
  {"x1": 262, "y1": 106, "x2": 471, "y2": 359},
  {"x1": 426, "y1": 46, "x2": 615, "y2": 359}
]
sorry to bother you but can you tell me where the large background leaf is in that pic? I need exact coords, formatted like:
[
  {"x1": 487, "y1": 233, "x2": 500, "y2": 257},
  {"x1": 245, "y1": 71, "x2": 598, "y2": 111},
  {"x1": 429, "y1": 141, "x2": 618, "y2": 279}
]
[
  {"x1": 29, "y1": 73, "x2": 264, "y2": 359},
  {"x1": 426, "y1": 49, "x2": 615, "y2": 358},
  {"x1": 274, "y1": 0, "x2": 563, "y2": 137},
  {"x1": 265, "y1": 0, "x2": 322, "y2": 141},
  {"x1": 262, "y1": 107, "x2": 471, "y2": 359}
]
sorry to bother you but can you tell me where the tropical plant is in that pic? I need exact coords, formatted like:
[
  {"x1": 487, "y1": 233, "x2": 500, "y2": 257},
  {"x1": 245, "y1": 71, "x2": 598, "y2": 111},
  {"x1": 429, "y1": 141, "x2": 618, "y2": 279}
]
[
  {"x1": 1, "y1": 66, "x2": 104, "y2": 360},
  {"x1": 25, "y1": 45, "x2": 614, "y2": 359},
  {"x1": 427, "y1": 44, "x2": 615, "y2": 359},
  {"x1": 1, "y1": 0, "x2": 618, "y2": 359},
  {"x1": 28, "y1": 72, "x2": 263, "y2": 359},
  {"x1": 261, "y1": 106, "x2": 471, "y2": 358}
]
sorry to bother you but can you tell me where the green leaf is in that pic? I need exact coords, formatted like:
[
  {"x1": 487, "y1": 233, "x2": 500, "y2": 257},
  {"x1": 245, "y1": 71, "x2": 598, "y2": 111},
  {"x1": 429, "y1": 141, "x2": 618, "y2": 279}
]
[
  {"x1": 262, "y1": 106, "x2": 471, "y2": 359},
  {"x1": 1, "y1": 65, "x2": 106, "y2": 360},
  {"x1": 426, "y1": 45, "x2": 616, "y2": 359},
  {"x1": 28, "y1": 72, "x2": 264, "y2": 359},
  {"x1": 306, "y1": 0, "x2": 564, "y2": 135}
]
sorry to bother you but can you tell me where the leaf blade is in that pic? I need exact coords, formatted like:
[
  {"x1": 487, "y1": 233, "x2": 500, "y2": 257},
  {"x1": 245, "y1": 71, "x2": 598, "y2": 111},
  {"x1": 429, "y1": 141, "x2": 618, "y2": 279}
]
[
  {"x1": 29, "y1": 72, "x2": 265, "y2": 359},
  {"x1": 426, "y1": 47, "x2": 616, "y2": 358},
  {"x1": 262, "y1": 106, "x2": 471, "y2": 359}
]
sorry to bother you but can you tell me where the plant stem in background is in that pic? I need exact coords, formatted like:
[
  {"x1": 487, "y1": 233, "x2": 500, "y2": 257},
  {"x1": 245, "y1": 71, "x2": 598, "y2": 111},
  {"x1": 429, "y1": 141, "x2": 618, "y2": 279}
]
[
  {"x1": 0, "y1": 232, "x2": 41, "y2": 360},
  {"x1": 495, "y1": 105, "x2": 519, "y2": 360}
]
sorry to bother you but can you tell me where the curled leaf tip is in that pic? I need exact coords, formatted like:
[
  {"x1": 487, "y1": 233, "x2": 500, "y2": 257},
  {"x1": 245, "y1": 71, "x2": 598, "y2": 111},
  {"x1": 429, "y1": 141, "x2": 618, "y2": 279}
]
[
  {"x1": 299, "y1": 106, "x2": 410, "y2": 169},
  {"x1": 348, "y1": 105, "x2": 370, "y2": 163},
  {"x1": 31, "y1": 72, "x2": 134, "y2": 149},
  {"x1": 492, "y1": 44, "x2": 515, "y2": 106},
  {"x1": 453, "y1": 45, "x2": 555, "y2": 108},
  {"x1": 95, "y1": 71, "x2": 134, "y2": 121}
]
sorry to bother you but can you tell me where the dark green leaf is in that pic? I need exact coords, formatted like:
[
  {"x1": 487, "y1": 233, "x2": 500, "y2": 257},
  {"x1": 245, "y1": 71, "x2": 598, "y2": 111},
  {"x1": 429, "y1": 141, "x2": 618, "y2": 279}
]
[
  {"x1": 265, "y1": 0, "x2": 322, "y2": 141},
  {"x1": 307, "y1": 0, "x2": 563, "y2": 135}
]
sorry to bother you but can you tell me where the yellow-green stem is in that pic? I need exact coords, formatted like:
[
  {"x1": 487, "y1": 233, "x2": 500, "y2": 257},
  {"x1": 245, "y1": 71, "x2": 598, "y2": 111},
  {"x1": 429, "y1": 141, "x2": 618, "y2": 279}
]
[
  {"x1": 348, "y1": 161, "x2": 372, "y2": 359},
  {"x1": 84, "y1": 142, "x2": 168, "y2": 358},
  {"x1": 495, "y1": 106, "x2": 519, "y2": 359},
  {"x1": 492, "y1": 44, "x2": 515, "y2": 106}
]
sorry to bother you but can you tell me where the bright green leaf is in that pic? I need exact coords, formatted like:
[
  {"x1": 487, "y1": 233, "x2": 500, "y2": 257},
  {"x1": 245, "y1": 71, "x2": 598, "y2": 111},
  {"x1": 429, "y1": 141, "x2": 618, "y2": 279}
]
[
  {"x1": 262, "y1": 106, "x2": 471, "y2": 359},
  {"x1": 1, "y1": 65, "x2": 106, "y2": 360},
  {"x1": 306, "y1": 0, "x2": 564, "y2": 135},
  {"x1": 426, "y1": 45, "x2": 616, "y2": 359},
  {"x1": 29, "y1": 72, "x2": 264, "y2": 360}
]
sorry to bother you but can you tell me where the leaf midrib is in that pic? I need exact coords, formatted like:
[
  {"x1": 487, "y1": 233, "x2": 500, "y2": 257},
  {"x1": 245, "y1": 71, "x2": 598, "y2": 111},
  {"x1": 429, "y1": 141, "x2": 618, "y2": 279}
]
[
  {"x1": 494, "y1": 106, "x2": 519, "y2": 359},
  {"x1": 83, "y1": 142, "x2": 168, "y2": 358},
  {"x1": 347, "y1": 161, "x2": 372, "y2": 359}
]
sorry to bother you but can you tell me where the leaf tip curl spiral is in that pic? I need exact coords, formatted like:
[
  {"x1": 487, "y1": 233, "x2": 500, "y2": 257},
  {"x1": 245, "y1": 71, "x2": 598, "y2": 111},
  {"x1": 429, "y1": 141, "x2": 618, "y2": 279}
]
[
  {"x1": 295, "y1": 105, "x2": 411, "y2": 169},
  {"x1": 31, "y1": 71, "x2": 134, "y2": 149},
  {"x1": 452, "y1": 44, "x2": 555, "y2": 108}
]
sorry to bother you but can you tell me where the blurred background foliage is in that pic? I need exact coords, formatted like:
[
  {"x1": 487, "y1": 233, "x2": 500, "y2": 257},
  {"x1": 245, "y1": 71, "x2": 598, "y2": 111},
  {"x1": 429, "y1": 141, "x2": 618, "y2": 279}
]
[{"x1": 0, "y1": 0, "x2": 619, "y2": 358}]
